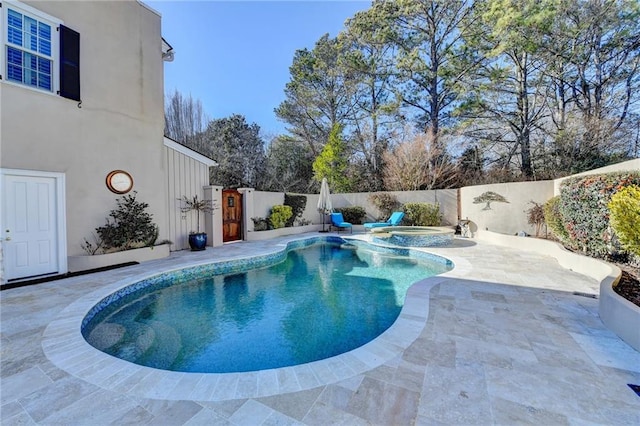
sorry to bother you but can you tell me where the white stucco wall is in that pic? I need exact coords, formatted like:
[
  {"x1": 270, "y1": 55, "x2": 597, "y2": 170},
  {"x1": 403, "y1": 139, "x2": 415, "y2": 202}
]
[
  {"x1": 249, "y1": 189, "x2": 458, "y2": 226},
  {"x1": 328, "y1": 190, "x2": 457, "y2": 225},
  {"x1": 252, "y1": 191, "x2": 285, "y2": 219},
  {"x1": 242, "y1": 159, "x2": 636, "y2": 236},
  {"x1": 460, "y1": 181, "x2": 555, "y2": 236},
  {"x1": 1, "y1": 1, "x2": 166, "y2": 256}
]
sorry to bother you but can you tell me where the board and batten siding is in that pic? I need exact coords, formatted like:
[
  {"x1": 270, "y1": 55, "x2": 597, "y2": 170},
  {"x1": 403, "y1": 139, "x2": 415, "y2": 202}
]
[{"x1": 164, "y1": 138, "x2": 216, "y2": 251}]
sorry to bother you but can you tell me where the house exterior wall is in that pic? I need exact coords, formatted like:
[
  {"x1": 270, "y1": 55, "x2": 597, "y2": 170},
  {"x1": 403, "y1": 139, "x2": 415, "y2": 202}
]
[
  {"x1": 1, "y1": 1, "x2": 166, "y2": 256},
  {"x1": 164, "y1": 138, "x2": 215, "y2": 251}
]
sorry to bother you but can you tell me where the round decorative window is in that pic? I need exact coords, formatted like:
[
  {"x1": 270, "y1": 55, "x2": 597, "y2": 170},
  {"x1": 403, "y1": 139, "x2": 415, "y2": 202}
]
[{"x1": 106, "y1": 170, "x2": 133, "y2": 194}]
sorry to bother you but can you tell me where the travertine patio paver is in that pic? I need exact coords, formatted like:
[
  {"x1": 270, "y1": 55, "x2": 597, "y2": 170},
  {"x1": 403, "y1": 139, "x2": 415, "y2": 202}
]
[{"x1": 1, "y1": 234, "x2": 639, "y2": 425}]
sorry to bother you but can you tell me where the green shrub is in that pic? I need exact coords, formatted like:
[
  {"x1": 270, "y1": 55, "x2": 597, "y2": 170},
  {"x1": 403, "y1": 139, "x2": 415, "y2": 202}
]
[
  {"x1": 251, "y1": 217, "x2": 270, "y2": 231},
  {"x1": 269, "y1": 205, "x2": 293, "y2": 229},
  {"x1": 560, "y1": 171, "x2": 640, "y2": 256},
  {"x1": 543, "y1": 196, "x2": 570, "y2": 242},
  {"x1": 368, "y1": 192, "x2": 401, "y2": 220},
  {"x1": 335, "y1": 206, "x2": 366, "y2": 224},
  {"x1": 95, "y1": 192, "x2": 158, "y2": 251},
  {"x1": 284, "y1": 193, "x2": 307, "y2": 227},
  {"x1": 402, "y1": 202, "x2": 441, "y2": 226},
  {"x1": 608, "y1": 185, "x2": 640, "y2": 257}
]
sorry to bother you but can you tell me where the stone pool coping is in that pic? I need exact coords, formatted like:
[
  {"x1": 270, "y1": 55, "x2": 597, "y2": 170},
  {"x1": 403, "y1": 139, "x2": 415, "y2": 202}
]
[{"x1": 41, "y1": 235, "x2": 471, "y2": 401}]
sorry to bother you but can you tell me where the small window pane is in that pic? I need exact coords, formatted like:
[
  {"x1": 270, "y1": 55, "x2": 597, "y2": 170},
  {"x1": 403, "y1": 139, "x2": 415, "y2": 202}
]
[
  {"x1": 25, "y1": 16, "x2": 37, "y2": 35},
  {"x1": 7, "y1": 64, "x2": 23, "y2": 82},
  {"x1": 38, "y1": 22, "x2": 51, "y2": 55},
  {"x1": 38, "y1": 72, "x2": 51, "y2": 90},
  {"x1": 23, "y1": 32, "x2": 34, "y2": 51},
  {"x1": 8, "y1": 9, "x2": 23, "y2": 29},
  {"x1": 24, "y1": 17, "x2": 38, "y2": 51},
  {"x1": 25, "y1": 68, "x2": 36, "y2": 85},
  {"x1": 38, "y1": 57, "x2": 51, "y2": 74},
  {"x1": 7, "y1": 47, "x2": 23, "y2": 65},
  {"x1": 8, "y1": 27, "x2": 23, "y2": 45},
  {"x1": 25, "y1": 52, "x2": 37, "y2": 71},
  {"x1": 39, "y1": 39, "x2": 51, "y2": 56},
  {"x1": 38, "y1": 22, "x2": 50, "y2": 39}
]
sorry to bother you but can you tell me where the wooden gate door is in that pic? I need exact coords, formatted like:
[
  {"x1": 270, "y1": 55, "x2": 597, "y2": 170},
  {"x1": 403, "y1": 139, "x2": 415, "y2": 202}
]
[{"x1": 222, "y1": 189, "x2": 243, "y2": 242}]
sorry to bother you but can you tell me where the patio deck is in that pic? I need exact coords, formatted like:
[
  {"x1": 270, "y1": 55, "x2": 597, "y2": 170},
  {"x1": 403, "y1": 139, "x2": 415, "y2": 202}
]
[{"x1": 1, "y1": 234, "x2": 639, "y2": 425}]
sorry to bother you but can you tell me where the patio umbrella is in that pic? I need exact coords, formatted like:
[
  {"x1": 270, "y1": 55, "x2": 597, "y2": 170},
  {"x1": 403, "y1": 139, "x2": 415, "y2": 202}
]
[{"x1": 317, "y1": 177, "x2": 332, "y2": 232}]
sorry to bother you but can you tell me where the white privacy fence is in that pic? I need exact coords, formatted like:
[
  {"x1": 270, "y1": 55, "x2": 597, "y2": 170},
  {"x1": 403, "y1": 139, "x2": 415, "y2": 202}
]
[{"x1": 240, "y1": 158, "x2": 639, "y2": 237}]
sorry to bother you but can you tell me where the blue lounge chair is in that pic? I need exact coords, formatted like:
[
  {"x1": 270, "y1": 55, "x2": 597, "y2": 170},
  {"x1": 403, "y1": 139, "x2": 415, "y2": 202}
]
[
  {"x1": 363, "y1": 211, "x2": 405, "y2": 231},
  {"x1": 330, "y1": 212, "x2": 352, "y2": 233}
]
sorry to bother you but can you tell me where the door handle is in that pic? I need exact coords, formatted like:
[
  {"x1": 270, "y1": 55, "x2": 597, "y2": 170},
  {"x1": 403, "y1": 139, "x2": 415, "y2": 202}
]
[{"x1": 4, "y1": 229, "x2": 10, "y2": 241}]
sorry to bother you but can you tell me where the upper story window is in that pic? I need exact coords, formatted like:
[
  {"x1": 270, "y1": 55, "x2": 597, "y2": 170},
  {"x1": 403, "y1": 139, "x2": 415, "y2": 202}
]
[
  {"x1": 1, "y1": 1, "x2": 80, "y2": 101},
  {"x1": 2, "y1": 1, "x2": 59, "y2": 92}
]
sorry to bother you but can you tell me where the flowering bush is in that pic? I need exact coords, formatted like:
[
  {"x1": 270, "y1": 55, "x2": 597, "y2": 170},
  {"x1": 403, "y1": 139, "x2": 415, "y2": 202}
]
[{"x1": 559, "y1": 172, "x2": 640, "y2": 256}]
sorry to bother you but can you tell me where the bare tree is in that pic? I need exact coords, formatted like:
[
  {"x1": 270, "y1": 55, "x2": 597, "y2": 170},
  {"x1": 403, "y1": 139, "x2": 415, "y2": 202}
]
[
  {"x1": 164, "y1": 89, "x2": 210, "y2": 155},
  {"x1": 383, "y1": 128, "x2": 456, "y2": 190},
  {"x1": 537, "y1": 0, "x2": 640, "y2": 174}
]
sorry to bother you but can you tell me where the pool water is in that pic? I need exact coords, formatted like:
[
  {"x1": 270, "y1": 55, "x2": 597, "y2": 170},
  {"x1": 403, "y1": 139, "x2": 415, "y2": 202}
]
[{"x1": 83, "y1": 242, "x2": 451, "y2": 373}]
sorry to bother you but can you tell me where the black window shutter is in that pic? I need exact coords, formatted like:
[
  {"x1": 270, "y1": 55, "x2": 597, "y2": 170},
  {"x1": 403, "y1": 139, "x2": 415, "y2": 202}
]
[{"x1": 59, "y1": 25, "x2": 80, "y2": 101}]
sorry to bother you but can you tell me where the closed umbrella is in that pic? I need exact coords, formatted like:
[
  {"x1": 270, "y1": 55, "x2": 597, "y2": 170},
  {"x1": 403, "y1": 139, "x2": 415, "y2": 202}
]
[{"x1": 317, "y1": 177, "x2": 332, "y2": 232}]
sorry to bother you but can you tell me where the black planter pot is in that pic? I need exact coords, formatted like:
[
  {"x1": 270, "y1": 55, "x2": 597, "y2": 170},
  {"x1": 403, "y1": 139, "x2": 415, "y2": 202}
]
[{"x1": 188, "y1": 233, "x2": 207, "y2": 251}]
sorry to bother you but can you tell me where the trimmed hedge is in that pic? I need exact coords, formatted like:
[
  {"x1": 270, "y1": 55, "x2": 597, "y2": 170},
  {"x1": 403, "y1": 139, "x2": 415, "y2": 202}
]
[
  {"x1": 608, "y1": 185, "x2": 640, "y2": 257},
  {"x1": 284, "y1": 193, "x2": 307, "y2": 227},
  {"x1": 334, "y1": 206, "x2": 366, "y2": 224},
  {"x1": 559, "y1": 171, "x2": 640, "y2": 256},
  {"x1": 402, "y1": 202, "x2": 441, "y2": 226},
  {"x1": 543, "y1": 196, "x2": 570, "y2": 243}
]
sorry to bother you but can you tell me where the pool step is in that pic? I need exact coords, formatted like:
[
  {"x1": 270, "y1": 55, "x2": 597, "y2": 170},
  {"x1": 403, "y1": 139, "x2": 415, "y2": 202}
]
[{"x1": 139, "y1": 320, "x2": 182, "y2": 370}]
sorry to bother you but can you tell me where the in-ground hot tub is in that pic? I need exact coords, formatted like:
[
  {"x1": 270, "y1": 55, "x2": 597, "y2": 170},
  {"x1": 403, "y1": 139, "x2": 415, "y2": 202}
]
[{"x1": 370, "y1": 226, "x2": 455, "y2": 247}]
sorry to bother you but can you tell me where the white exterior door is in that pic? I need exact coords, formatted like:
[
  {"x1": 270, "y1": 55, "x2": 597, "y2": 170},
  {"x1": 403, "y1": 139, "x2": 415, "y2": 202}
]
[{"x1": 1, "y1": 170, "x2": 66, "y2": 281}]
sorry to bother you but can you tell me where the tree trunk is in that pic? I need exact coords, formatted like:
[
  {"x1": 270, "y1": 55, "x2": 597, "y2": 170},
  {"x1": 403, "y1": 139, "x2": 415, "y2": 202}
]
[{"x1": 516, "y1": 51, "x2": 533, "y2": 178}]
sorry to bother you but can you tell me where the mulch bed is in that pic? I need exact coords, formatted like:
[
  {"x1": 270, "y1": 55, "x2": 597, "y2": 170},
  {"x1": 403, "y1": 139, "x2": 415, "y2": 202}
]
[{"x1": 614, "y1": 267, "x2": 640, "y2": 308}]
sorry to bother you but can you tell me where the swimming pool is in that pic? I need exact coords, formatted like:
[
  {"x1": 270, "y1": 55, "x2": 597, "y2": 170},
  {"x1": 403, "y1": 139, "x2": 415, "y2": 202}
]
[
  {"x1": 370, "y1": 226, "x2": 455, "y2": 247},
  {"x1": 81, "y1": 237, "x2": 452, "y2": 373}
]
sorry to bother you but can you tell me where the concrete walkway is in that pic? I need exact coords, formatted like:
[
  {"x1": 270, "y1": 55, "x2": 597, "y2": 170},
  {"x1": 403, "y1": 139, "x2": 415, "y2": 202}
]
[{"x1": 1, "y1": 234, "x2": 639, "y2": 425}]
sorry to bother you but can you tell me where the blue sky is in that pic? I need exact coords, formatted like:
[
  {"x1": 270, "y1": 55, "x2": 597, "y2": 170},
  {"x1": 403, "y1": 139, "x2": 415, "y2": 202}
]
[{"x1": 147, "y1": 1, "x2": 371, "y2": 137}]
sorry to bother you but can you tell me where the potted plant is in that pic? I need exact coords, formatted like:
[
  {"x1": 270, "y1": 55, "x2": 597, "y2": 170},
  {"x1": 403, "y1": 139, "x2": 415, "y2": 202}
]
[{"x1": 179, "y1": 195, "x2": 216, "y2": 251}]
